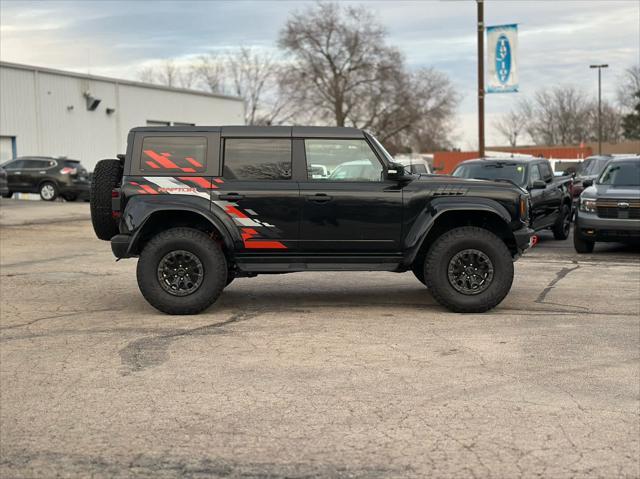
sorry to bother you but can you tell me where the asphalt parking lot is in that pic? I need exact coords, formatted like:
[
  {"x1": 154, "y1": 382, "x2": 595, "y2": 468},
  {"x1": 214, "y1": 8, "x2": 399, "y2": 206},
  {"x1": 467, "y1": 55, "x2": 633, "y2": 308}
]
[{"x1": 1, "y1": 198, "x2": 639, "y2": 478}]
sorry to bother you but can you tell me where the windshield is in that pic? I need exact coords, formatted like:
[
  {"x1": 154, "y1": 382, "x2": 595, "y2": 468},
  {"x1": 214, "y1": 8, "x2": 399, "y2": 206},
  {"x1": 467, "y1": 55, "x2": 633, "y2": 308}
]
[
  {"x1": 452, "y1": 162, "x2": 527, "y2": 186},
  {"x1": 597, "y1": 161, "x2": 640, "y2": 186},
  {"x1": 579, "y1": 158, "x2": 609, "y2": 176}
]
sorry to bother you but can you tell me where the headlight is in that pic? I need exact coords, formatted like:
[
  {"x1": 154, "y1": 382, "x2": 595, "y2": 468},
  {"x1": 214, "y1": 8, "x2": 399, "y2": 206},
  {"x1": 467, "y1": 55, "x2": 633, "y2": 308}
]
[{"x1": 579, "y1": 197, "x2": 596, "y2": 213}]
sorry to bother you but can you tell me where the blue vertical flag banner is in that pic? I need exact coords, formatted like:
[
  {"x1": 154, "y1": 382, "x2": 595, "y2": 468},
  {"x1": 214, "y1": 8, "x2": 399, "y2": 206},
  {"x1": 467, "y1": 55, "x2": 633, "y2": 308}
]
[{"x1": 487, "y1": 24, "x2": 518, "y2": 93}]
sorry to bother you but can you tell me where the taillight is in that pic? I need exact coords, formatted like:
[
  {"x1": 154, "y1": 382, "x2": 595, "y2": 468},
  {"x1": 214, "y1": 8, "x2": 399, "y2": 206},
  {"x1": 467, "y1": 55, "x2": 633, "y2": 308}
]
[
  {"x1": 111, "y1": 189, "x2": 120, "y2": 198},
  {"x1": 60, "y1": 167, "x2": 77, "y2": 175}
]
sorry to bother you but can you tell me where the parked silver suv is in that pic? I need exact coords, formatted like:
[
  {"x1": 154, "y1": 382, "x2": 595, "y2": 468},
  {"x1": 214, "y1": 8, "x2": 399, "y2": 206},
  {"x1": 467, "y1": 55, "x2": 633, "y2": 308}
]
[{"x1": 574, "y1": 156, "x2": 640, "y2": 253}]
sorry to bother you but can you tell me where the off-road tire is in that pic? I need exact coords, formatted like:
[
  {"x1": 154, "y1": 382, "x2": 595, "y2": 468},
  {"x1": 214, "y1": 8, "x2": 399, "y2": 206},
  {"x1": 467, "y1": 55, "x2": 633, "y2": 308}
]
[
  {"x1": 552, "y1": 204, "x2": 571, "y2": 240},
  {"x1": 137, "y1": 228, "x2": 227, "y2": 315},
  {"x1": 423, "y1": 226, "x2": 514, "y2": 313},
  {"x1": 90, "y1": 159, "x2": 122, "y2": 240},
  {"x1": 39, "y1": 181, "x2": 58, "y2": 201},
  {"x1": 1, "y1": 191, "x2": 12, "y2": 198},
  {"x1": 573, "y1": 227, "x2": 595, "y2": 254}
]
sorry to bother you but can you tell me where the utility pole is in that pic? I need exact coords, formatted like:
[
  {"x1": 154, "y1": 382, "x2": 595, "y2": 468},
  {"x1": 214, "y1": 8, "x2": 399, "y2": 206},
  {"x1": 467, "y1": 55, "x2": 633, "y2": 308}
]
[
  {"x1": 590, "y1": 64, "x2": 608, "y2": 155},
  {"x1": 477, "y1": 0, "x2": 485, "y2": 157}
]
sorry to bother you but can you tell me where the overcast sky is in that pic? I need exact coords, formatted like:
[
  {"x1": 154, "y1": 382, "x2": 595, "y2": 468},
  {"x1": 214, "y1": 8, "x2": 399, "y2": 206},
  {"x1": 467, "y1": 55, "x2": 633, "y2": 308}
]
[{"x1": 1, "y1": 0, "x2": 638, "y2": 148}]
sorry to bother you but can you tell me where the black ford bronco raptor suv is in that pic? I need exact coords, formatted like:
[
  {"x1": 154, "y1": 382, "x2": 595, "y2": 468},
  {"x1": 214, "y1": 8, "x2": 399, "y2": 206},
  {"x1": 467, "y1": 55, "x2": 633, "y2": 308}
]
[{"x1": 90, "y1": 126, "x2": 534, "y2": 314}]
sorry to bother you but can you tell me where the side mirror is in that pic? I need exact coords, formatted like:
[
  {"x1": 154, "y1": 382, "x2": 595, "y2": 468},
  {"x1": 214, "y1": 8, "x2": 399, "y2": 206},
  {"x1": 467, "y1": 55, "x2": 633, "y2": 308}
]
[
  {"x1": 582, "y1": 179, "x2": 594, "y2": 188},
  {"x1": 530, "y1": 180, "x2": 546, "y2": 190},
  {"x1": 386, "y1": 163, "x2": 412, "y2": 181}
]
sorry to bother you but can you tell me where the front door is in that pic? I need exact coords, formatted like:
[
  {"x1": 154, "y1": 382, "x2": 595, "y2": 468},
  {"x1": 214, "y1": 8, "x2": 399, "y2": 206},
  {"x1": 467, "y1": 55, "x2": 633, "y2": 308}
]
[
  {"x1": 298, "y1": 138, "x2": 403, "y2": 252},
  {"x1": 216, "y1": 137, "x2": 301, "y2": 252}
]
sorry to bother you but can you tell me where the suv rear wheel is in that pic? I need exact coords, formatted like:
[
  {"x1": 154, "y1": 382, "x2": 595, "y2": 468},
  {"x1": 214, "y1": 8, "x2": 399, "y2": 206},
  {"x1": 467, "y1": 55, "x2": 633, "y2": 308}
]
[
  {"x1": 137, "y1": 228, "x2": 227, "y2": 315},
  {"x1": 39, "y1": 182, "x2": 58, "y2": 201},
  {"x1": 423, "y1": 226, "x2": 514, "y2": 313}
]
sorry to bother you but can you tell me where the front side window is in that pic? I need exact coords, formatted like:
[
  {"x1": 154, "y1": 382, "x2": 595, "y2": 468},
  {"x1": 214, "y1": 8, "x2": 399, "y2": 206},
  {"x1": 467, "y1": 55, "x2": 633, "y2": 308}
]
[
  {"x1": 140, "y1": 137, "x2": 207, "y2": 173},
  {"x1": 304, "y1": 139, "x2": 383, "y2": 182},
  {"x1": 223, "y1": 139, "x2": 292, "y2": 180}
]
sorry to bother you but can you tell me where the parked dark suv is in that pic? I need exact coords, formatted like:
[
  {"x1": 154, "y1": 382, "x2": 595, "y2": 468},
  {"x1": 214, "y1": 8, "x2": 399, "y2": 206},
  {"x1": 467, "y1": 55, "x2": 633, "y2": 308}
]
[
  {"x1": 0, "y1": 156, "x2": 90, "y2": 201},
  {"x1": 574, "y1": 156, "x2": 640, "y2": 253},
  {"x1": 90, "y1": 126, "x2": 534, "y2": 315}
]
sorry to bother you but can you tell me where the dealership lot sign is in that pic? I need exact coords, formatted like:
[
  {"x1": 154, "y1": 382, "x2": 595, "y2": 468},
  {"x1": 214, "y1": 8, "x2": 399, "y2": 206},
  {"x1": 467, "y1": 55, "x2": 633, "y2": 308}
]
[{"x1": 487, "y1": 24, "x2": 518, "y2": 93}]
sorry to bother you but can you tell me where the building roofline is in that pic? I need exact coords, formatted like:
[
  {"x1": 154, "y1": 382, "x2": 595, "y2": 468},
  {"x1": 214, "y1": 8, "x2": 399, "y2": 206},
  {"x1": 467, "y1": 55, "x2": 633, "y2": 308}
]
[{"x1": 0, "y1": 60, "x2": 244, "y2": 103}]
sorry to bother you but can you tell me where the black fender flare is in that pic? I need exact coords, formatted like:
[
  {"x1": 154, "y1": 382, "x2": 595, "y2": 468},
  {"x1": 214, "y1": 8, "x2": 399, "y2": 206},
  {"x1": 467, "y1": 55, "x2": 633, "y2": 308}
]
[
  {"x1": 123, "y1": 196, "x2": 242, "y2": 255},
  {"x1": 403, "y1": 197, "x2": 514, "y2": 265}
]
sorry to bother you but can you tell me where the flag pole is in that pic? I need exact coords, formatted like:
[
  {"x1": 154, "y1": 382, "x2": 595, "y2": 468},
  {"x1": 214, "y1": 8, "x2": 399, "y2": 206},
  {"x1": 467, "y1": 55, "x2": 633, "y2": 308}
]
[{"x1": 477, "y1": 0, "x2": 485, "y2": 158}]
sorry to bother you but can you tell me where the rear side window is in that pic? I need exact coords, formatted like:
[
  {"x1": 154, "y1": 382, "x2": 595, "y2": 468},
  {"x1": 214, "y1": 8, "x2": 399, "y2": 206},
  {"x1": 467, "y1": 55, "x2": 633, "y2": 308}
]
[
  {"x1": 140, "y1": 137, "x2": 207, "y2": 173},
  {"x1": 223, "y1": 139, "x2": 291, "y2": 180}
]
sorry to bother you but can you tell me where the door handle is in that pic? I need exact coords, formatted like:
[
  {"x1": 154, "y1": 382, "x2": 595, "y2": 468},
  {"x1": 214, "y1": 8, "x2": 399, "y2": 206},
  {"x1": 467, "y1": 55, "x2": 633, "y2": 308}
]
[
  {"x1": 306, "y1": 193, "x2": 332, "y2": 203},
  {"x1": 218, "y1": 193, "x2": 244, "y2": 201}
]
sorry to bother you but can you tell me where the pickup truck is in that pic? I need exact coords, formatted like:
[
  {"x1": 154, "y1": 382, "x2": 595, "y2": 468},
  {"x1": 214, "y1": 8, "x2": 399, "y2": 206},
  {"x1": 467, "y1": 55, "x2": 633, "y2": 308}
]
[
  {"x1": 90, "y1": 126, "x2": 534, "y2": 315},
  {"x1": 452, "y1": 158, "x2": 573, "y2": 240}
]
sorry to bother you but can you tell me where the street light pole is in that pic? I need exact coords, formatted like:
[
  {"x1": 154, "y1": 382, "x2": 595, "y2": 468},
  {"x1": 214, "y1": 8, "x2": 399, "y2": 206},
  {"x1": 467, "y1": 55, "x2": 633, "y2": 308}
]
[
  {"x1": 590, "y1": 64, "x2": 608, "y2": 155},
  {"x1": 477, "y1": 0, "x2": 485, "y2": 158}
]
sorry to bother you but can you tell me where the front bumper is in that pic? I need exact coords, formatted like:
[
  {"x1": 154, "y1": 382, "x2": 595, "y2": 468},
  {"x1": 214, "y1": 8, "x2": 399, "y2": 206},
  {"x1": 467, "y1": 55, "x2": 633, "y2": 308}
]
[
  {"x1": 513, "y1": 226, "x2": 536, "y2": 254},
  {"x1": 575, "y1": 211, "x2": 640, "y2": 242}
]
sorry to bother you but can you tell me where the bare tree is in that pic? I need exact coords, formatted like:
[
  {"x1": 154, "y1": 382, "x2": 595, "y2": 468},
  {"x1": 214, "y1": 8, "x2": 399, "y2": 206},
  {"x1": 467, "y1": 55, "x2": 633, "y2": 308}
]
[
  {"x1": 195, "y1": 53, "x2": 226, "y2": 94},
  {"x1": 616, "y1": 65, "x2": 640, "y2": 111},
  {"x1": 278, "y1": 2, "x2": 458, "y2": 151},
  {"x1": 493, "y1": 107, "x2": 528, "y2": 147},
  {"x1": 501, "y1": 85, "x2": 624, "y2": 146},
  {"x1": 227, "y1": 47, "x2": 294, "y2": 125},
  {"x1": 137, "y1": 59, "x2": 197, "y2": 89},
  {"x1": 523, "y1": 86, "x2": 592, "y2": 145}
]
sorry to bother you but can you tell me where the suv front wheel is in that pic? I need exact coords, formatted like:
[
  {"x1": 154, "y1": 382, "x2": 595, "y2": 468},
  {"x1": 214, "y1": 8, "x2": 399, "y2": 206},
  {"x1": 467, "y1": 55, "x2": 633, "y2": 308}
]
[
  {"x1": 423, "y1": 226, "x2": 514, "y2": 313},
  {"x1": 137, "y1": 228, "x2": 228, "y2": 314}
]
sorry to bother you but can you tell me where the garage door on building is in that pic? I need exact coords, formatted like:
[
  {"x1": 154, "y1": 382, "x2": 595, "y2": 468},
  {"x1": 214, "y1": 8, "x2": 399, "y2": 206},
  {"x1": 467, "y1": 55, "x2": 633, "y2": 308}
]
[{"x1": 0, "y1": 136, "x2": 15, "y2": 162}]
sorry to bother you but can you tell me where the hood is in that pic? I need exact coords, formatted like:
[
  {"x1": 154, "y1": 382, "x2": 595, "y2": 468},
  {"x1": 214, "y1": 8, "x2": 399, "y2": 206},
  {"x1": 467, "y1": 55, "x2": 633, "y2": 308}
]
[
  {"x1": 583, "y1": 184, "x2": 640, "y2": 199},
  {"x1": 417, "y1": 174, "x2": 527, "y2": 194}
]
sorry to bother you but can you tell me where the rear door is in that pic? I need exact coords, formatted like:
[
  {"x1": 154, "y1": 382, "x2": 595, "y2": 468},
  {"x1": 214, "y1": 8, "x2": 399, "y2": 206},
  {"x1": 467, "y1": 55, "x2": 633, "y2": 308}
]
[
  {"x1": 298, "y1": 137, "x2": 402, "y2": 252},
  {"x1": 217, "y1": 135, "x2": 300, "y2": 252}
]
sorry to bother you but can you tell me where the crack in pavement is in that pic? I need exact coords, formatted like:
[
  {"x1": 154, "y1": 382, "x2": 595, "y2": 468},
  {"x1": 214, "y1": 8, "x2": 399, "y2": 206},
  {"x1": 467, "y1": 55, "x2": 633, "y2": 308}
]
[
  {"x1": 0, "y1": 308, "x2": 122, "y2": 331},
  {"x1": 118, "y1": 310, "x2": 263, "y2": 375},
  {"x1": 535, "y1": 265, "x2": 581, "y2": 304}
]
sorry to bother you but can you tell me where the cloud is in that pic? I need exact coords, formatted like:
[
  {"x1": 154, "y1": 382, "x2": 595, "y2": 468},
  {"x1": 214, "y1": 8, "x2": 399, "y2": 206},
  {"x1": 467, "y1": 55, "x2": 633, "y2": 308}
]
[{"x1": 1, "y1": 0, "x2": 638, "y2": 148}]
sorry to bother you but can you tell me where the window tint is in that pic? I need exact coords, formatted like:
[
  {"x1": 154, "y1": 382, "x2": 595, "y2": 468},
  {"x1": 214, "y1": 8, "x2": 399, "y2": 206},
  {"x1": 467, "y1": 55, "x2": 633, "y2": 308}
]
[
  {"x1": 4, "y1": 160, "x2": 25, "y2": 170},
  {"x1": 304, "y1": 139, "x2": 383, "y2": 182},
  {"x1": 223, "y1": 139, "x2": 291, "y2": 180},
  {"x1": 141, "y1": 137, "x2": 207, "y2": 173},
  {"x1": 530, "y1": 164, "x2": 542, "y2": 181},
  {"x1": 27, "y1": 160, "x2": 53, "y2": 169},
  {"x1": 539, "y1": 162, "x2": 552, "y2": 179}
]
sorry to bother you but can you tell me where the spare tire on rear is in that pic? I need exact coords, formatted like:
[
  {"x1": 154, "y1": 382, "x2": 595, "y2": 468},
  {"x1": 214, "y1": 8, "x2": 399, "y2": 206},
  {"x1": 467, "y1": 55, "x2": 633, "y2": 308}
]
[{"x1": 91, "y1": 159, "x2": 123, "y2": 241}]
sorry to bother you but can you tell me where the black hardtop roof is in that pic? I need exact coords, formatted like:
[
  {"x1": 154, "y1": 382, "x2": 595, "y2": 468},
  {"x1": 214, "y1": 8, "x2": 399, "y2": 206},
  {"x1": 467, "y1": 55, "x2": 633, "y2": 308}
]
[{"x1": 130, "y1": 125, "x2": 366, "y2": 139}]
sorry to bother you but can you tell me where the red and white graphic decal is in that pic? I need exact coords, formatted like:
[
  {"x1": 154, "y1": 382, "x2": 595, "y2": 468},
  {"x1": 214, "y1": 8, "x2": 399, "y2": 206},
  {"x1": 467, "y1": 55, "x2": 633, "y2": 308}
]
[{"x1": 124, "y1": 176, "x2": 286, "y2": 249}]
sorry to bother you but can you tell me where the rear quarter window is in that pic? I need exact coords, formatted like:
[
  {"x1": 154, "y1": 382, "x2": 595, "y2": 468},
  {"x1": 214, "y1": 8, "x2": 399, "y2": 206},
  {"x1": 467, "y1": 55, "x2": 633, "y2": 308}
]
[{"x1": 140, "y1": 137, "x2": 207, "y2": 174}]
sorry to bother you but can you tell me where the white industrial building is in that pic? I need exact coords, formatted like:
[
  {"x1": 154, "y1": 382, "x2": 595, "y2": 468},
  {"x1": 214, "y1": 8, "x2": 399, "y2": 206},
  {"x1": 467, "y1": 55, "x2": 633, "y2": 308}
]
[{"x1": 0, "y1": 61, "x2": 245, "y2": 170}]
